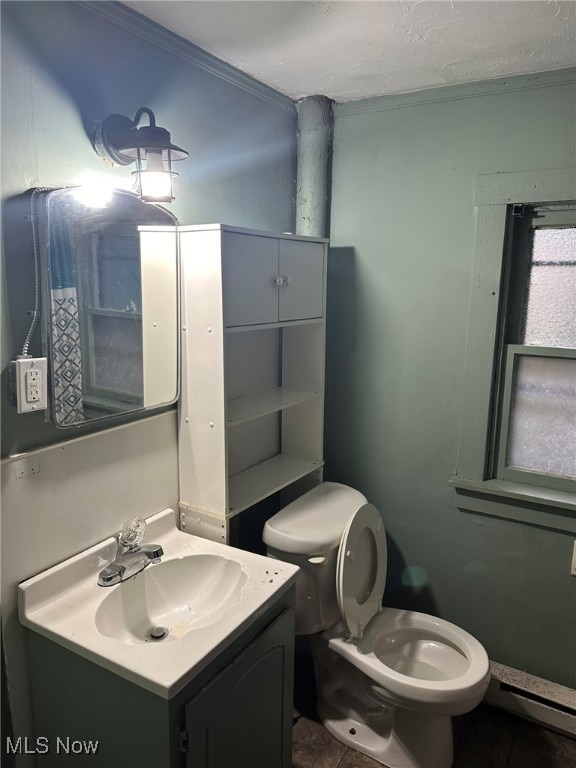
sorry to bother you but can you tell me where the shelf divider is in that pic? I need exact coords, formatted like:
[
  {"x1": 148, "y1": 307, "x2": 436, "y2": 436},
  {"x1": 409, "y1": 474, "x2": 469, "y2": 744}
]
[
  {"x1": 228, "y1": 454, "x2": 323, "y2": 516},
  {"x1": 227, "y1": 387, "x2": 319, "y2": 426}
]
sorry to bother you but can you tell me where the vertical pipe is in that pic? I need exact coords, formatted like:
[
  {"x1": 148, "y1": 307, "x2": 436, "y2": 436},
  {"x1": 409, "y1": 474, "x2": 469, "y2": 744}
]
[{"x1": 295, "y1": 95, "x2": 333, "y2": 238}]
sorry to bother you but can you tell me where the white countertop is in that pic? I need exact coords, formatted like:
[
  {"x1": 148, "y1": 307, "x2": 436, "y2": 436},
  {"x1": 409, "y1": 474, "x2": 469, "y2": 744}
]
[{"x1": 19, "y1": 508, "x2": 299, "y2": 698}]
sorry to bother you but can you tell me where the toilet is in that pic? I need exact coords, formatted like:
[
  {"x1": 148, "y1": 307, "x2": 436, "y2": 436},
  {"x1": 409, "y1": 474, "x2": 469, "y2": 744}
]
[{"x1": 263, "y1": 482, "x2": 490, "y2": 768}]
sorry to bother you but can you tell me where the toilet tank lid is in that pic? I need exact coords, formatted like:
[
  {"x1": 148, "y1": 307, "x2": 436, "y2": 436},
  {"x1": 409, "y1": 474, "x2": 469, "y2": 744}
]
[{"x1": 263, "y1": 482, "x2": 368, "y2": 554}]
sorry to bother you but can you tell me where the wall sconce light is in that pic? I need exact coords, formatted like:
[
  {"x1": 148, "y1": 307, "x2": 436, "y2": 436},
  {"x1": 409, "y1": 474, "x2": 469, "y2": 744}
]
[{"x1": 92, "y1": 107, "x2": 188, "y2": 203}]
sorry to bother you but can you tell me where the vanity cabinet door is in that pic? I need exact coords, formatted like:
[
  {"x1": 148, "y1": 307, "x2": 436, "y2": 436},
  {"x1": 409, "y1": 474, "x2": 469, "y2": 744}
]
[
  {"x1": 222, "y1": 233, "x2": 278, "y2": 327},
  {"x1": 278, "y1": 239, "x2": 325, "y2": 322},
  {"x1": 184, "y1": 608, "x2": 294, "y2": 768}
]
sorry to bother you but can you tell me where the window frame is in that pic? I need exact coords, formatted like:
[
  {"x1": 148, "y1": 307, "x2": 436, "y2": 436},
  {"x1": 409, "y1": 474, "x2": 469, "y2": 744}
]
[
  {"x1": 489, "y1": 204, "x2": 576, "y2": 493},
  {"x1": 450, "y1": 168, "x2": 576, "y2": 533},
  {"x1": 503, "y1": 206, "x2": 576, "y2": 348},
  {"x1": 495, "y1": 345, "x2": 576, "y2": 492}
]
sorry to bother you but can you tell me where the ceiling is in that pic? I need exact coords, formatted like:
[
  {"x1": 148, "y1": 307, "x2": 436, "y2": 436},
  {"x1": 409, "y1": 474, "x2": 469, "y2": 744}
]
[{"x1": 123, "y1": 1, "x2": 576, "y2": 103}]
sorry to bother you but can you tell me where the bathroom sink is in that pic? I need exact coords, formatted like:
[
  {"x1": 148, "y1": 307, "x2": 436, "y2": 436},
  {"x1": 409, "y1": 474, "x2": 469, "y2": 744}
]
[
  {"x1": 19, "y1": 509, "x2": 299, "y2": 698},
  {"x1": 95, "y1": 554, "x2": 247, "y2": 644}
]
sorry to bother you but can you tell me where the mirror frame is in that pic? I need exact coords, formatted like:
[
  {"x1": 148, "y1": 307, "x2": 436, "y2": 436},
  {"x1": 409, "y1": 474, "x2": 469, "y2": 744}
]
[{"x1": 34, "y1": 187, "x2": 180, "y2": 429}]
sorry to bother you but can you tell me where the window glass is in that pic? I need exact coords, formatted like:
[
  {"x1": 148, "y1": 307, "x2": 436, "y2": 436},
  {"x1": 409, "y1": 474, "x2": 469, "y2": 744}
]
[
  {"x1": 507, "y1": 354, "x2": 576, "y2": 479},
  {"x1": 91, "y1": 315, "x2": 143, "y2": 397},
  {"x1": 96, "y1": 233, "x2": 141, "y2": 312},
  {"x1": 523, "y1": 227, "x2": 576, "y2": 347}
]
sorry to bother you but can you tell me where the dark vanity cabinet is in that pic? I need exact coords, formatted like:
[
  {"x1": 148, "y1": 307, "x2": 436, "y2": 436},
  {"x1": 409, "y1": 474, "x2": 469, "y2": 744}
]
[
  {"x1": 25, "y1": 590, "x2": 295, "y2": 768},
  {"x1": 183, "y1": 606, "x2": 294, "y2": 768}
]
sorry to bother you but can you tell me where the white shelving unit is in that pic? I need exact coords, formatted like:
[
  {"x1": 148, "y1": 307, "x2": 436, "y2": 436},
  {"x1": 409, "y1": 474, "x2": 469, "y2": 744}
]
[
  {"x1": 227, "y1": 387, "x2": 320, "y2": 426},
  {"x1": 178, "y1": 224, "x2": 328, "y2": 543}
]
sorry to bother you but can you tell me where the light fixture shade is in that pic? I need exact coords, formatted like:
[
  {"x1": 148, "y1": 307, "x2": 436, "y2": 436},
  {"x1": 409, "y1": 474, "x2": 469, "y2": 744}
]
[
  {"x1": 116, "y1": 124, "x2": 188, "y2": 162},
  {"x1": 133, "y1": 148, "x2": 177, "y2": 203},
  {"x1": 92, "y1": 108, "x2": 188, "y2": 202}
]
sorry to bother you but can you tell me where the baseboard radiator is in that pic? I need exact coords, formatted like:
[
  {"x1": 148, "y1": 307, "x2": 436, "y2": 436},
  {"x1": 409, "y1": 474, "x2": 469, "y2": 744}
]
[{"x1": 484, "y1": 661, "x2": 576, "y2": 738}]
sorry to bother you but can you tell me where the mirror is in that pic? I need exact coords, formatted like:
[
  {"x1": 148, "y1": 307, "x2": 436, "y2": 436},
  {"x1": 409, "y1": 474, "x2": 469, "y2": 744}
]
[{"x1": 35, "y1": 187, "x2": 178, "y2": 428}]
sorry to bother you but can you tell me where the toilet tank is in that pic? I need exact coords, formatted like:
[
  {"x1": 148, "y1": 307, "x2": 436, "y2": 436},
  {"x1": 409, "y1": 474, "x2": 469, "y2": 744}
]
[{"x1": 263, "y1": 482, "x2": 367, "y2": 634}]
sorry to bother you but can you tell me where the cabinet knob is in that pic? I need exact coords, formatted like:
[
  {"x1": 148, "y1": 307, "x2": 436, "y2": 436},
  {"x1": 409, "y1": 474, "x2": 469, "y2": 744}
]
[
  {"x1": 282, "y1": 275, "x2": 291, "y2": 286},
  {"x1": 274, "y1": 276, "x2": 284, "y2": 287}
]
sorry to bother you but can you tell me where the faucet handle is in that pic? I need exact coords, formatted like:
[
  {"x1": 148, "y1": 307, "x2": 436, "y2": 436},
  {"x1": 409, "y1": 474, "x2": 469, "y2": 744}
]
[{"x1": 118, "y1": 517, "x2": 147, "y2": 548}]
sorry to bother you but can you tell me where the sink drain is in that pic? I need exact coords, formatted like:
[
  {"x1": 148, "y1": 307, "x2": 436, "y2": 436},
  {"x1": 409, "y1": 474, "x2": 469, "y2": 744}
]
[{"x1": 148, "y1": 626, "x2": 168, "y2": 641}]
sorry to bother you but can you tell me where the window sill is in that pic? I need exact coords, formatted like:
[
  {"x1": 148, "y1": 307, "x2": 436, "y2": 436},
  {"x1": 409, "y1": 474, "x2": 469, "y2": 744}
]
[{"x1": 449, "y1": 477, "x2": 576, "y2": 533}]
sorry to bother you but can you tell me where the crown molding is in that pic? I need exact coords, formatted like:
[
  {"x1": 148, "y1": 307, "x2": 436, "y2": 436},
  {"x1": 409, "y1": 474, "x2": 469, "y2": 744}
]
[
  {"x1": 79, "y1": 1, "x2": 296, "y2": 116},
  {"x1": 335, "y1": 67, "x2": 576, "y2": 117}
]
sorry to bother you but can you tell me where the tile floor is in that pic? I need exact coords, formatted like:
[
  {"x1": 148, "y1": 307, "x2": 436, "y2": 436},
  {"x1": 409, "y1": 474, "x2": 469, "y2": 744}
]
[{"x1": 292, "y1": 653, "x2": 576, "y2": 768}]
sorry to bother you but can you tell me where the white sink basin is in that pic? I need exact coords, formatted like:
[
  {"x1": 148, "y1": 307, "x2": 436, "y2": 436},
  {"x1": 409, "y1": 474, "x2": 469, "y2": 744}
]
[
  {"x1": 95, "y1": 554, "x2": 247, "y2": 644},
  {"x1": 19, "y1": 509, "x2": 299, "y2": 698}
]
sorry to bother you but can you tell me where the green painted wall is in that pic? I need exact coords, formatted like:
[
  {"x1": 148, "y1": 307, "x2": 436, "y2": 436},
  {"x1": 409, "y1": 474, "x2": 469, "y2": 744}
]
[
  {"x1": 1, "y1": 1, "x2": 296, "y2": 456},
  {"x1": 1, "y1": 2, "x2": 297, "y2": 750},
  {"x1": 326, "y1": 71, "x2": 576, "y2": 687}
]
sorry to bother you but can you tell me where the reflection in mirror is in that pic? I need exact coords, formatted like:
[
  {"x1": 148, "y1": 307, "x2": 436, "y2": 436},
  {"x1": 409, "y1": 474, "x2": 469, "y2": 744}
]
[{"x1": 35, "y1": 188, "x2": 178, "y2": 428}]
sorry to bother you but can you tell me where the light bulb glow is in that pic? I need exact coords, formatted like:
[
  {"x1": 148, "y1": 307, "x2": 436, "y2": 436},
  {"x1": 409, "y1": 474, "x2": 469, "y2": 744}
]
[
  {"x1": 71, "y1": 175, "x2": 115, "y2": 208},
  {"x1": 145, "y1": 150, "x2": 166, "y2": 173},
  {"x1": 139, "y1": 171, "x2": 173, "y2": 201},
  {"x1": 133, "y1": 149, "x2": 175, "y2": 202}
]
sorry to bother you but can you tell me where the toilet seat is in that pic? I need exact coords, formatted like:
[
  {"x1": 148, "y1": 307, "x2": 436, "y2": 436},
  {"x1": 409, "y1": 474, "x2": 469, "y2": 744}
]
[
  {"x1": 336, "y1": 504, "x2": 387, "y2": 639},
  {"x1": 326, "y1": 607, "x2": 490, "y2": 713},
  {"x1": 332, "y1": 507, "x2": 489, "y2": 712}
]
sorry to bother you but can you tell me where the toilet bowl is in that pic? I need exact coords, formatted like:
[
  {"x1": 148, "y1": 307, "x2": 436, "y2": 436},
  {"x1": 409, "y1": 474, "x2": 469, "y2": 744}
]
[{"x1": 263, "y1": 482, "x2": 490, "y2": 768}]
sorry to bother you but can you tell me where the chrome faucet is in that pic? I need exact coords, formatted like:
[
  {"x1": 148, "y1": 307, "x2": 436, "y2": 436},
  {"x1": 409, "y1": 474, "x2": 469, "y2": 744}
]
[{"x1": 98, "y1": 517, "x2": 163, "y2": 587}]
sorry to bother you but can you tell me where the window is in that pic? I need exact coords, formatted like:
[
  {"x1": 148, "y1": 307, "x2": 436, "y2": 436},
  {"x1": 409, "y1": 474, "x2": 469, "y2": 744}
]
[
  {"x1": 451, "y1": 168, "x2": 576, "y2": 532},
  {"x1": 491, "y1": 206, "x2": 576, "y2": 492},
  {"x1": 83, "y1": 229, "x2": 144, "y2": 405}
]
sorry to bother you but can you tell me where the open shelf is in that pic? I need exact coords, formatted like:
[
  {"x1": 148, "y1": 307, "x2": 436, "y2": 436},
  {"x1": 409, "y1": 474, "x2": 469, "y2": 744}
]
[
  {"x1": 227, "y1": 387, "x2": 319, "y2": 426},
  {"x1": 228, "y1": 454, "x2": 323, "y2": 516}
]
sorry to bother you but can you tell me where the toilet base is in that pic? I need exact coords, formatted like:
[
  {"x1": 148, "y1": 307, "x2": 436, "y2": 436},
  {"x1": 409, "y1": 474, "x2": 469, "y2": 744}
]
[
  {"x1": 317, "y1": 698, "x2": 453, "y2": 768},
  {"x1": 312, "y1": 636, "x2": 454, "y2": 768}
]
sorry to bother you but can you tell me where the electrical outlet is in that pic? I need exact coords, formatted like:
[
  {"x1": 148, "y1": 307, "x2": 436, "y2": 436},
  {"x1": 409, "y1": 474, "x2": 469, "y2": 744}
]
[
  {"x1": 11, "y1": 357, "x2": 48, "y2": 413},
  {"x1": 572, "y1": 541, "x2": 576, "y2": 577}
]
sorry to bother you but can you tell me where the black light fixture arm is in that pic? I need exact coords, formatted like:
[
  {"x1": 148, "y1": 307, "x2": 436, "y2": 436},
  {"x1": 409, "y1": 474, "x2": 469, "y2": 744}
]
[{"x1": 130, "y1": 107, "x2": 156, "y2": 129}]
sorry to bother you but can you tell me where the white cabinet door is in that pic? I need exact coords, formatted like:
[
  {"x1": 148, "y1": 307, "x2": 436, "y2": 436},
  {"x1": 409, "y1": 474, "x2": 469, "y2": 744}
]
[
  {"x1": 223, "y1": 234, "x2": 325, "y2": 327},
  {"x1": 278, "y1": 239, "x2": 325, "y2": 322},
  {"x1": 222, "y1": 233, "x2": 278, "y2": 326}
]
